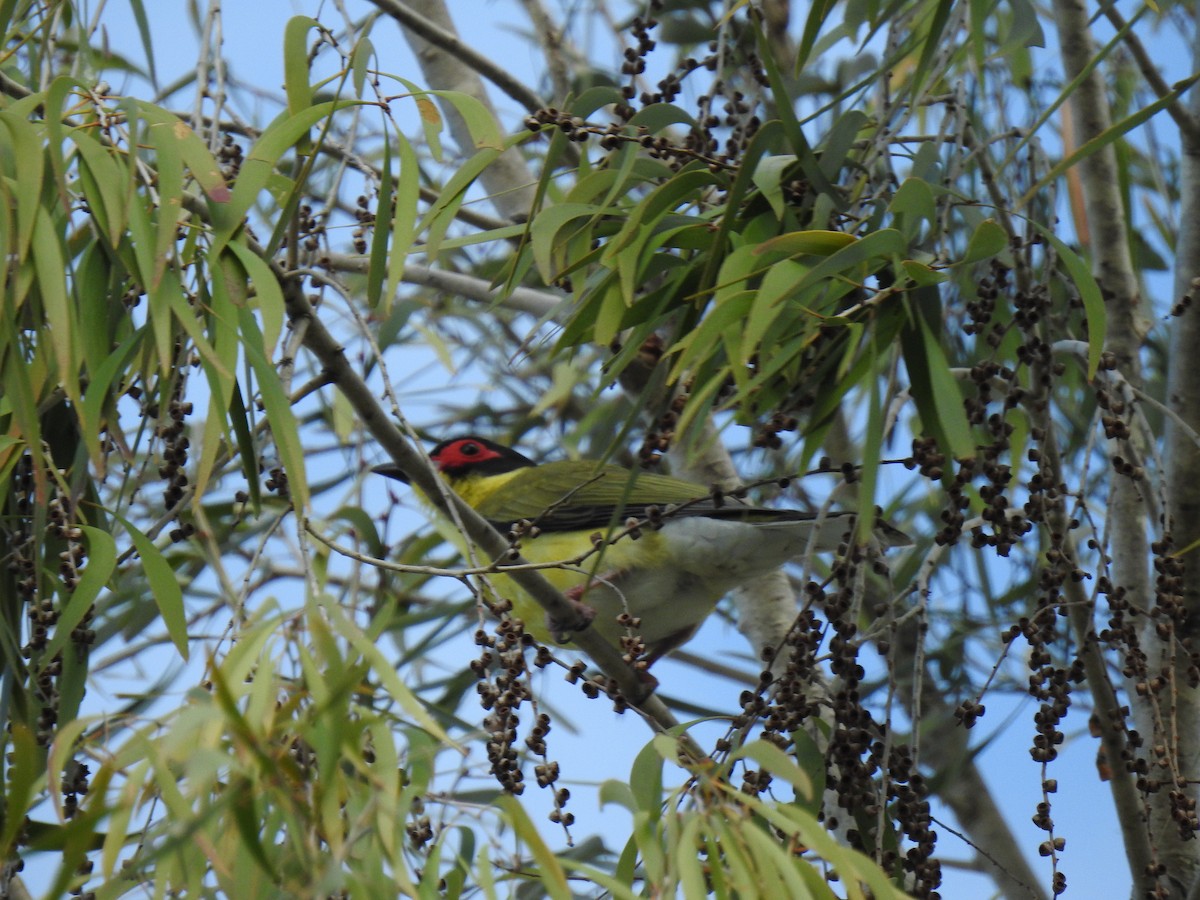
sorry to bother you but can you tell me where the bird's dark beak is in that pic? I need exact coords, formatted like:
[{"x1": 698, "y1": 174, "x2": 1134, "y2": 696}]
[{"x1": 371, "y1": 462, "x2": 411, "y2": 484}]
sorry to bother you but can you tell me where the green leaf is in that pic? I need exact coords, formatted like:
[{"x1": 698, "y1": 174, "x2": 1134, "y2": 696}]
[
  {"x1": 627, "y1": 102, "x2": 699, "y2": 133},
  {"x1": 144, "y1": 262, "x2": 180, "y2": 374},
  {"x1": 790, "y1": 730, "x2": 827, "y2": 816},
  {"x1": 190, "y1": 253, "x2": 241, "y2": 502},
  {"x1": 69, "y1": 129, "x2": 127, "y2": 247},
  {"x1": 728, "y1": 740, "x2": 813, "y2": 799},
  {"x1": 782, "y1": 228, "x2": 907, "y2": 302},
  {"x1": 283, "y1": 16, "x2": 321, "y2": 153},
  {"x1": 429, "y1": 89, "x2": 504, "y2": 151},
  {"x1": 0, "y1": 724, "x2": 40, "y2": 854},
  {"x1": 669, "y1": 293, "x2": 754, "y2": 382},
  {"x1": 858, "y1": 338, "x2": 883, "y2": 542},
  {"x1": 227, "y1": 380, "x2": 261, "y2": 511},
  {"x1": 752, "y1": 229, "x2": 858, "y2": 257},
  {"x1": 740, "y1": 259, "x2": 809, "y2": 366},
  {"x1": 959, "y1": 218, "x2": 1008, "y2": 265},
  {"x1": 0, "y1": 308, "x2": 42, "y2": 480},
  {"x1": 628, "y1": 737, "x2": 666, "y2": 821},
  {"x1": 1007, "y1": 0, "x2": 1046, "y2": 49},
  {"x1": 238, "y1": 305, "x2": 310, "y2": 512},
  {"x1": 568, "y1": 86, "x2": 625, "y2": 119},
  {"x1": 320, "y1": 596, "x2": 458, "y2": 747},
  {"x1": 79, "y1": 312, "x2": 142, "y2": 472},
  {"x1": 165, "y1": 270, "x2": 232, "y2": 384},
  {"x1": 384, "y1": 128, "x2": 421, "y2": 311},
  {"x1": 131, "y1": 102, "x2": 231, "y2": 202},
  {"x1": 39, "y1": 526, "x2": 117, "y2": 665},
  {"x1": 601, "y1": 168, "x2": 721, "y2": 263},
  {"x1": 911, "y1": 0, "x2": 954, "y2": 100},
  {"x1": 417, "y1": 145, "x2": 503, "y2": 260},
  {"x1": 145, "y1": 116, "x2": 184, "y2": 290},
  {"x1": 44, "y1": 77, "x2": 85, "y2": 196},
  {"x1": 398, "y1": 78, "x2": 443, "y2": 160},
  {"x1": 530, "y1": 202, "x2": 602, "y2": 282},
  {"x1": 675, "y1": 815, "x2": 708, "y2": 898},
  {"x1": 0, "y1": 110, "x2": 45, "y2": 260},
  {"x1": 888, "y1": 177, "x2": 937, "y2": 240},
  {"x1": 350, "y1": 35, "x2": 374, "y2": 98},
  {"x1": 0, "y1": 180, "x2": 12, "y2": 302},
  {"x1": 225, "y1": 239, "x2": 286, "y2": 355},
  {"x1": 32, "y1": 206, "x2": 77, "y2": 398},
  {"x1": 695, "y1": 120, "x2": 782, "y2": 296},
  {"x1": 797, "y1": 0, "x2": 838, "y2": 71},
  {"x1": 592, "y1": 278, "x2": 628, "y2": 347},
  {"x1": 494, "y1": 795, "x2": 572, "y2": 900},
  {"x1": 901, "y1": 259, "x2": 949, "y2": 286},
  {"x1": 1030, "y1": 223, "x2": 1107, "y2": 379},
  {"x1": 367, "y1": 136, "x2": 393, "y2": 309},
  {"x1": 598, "y1": 779, "x2": 637, "y2": 814},
  {"x1": 127, "y1": 0, "x2": 158, "y2": 86},
  {"x1": 752, "y1": 33, "x2": 841, "y2": 206},
  {"x1": 751, "y1": 154, "x2": 795, "y2": 218},
  {"x1": 817, "y1": 109, "x2": 869, "y2": 180},
  {"x1": 230, "y1": 780, "x2": 279, "y2": 881},
  {"x1": 902, "y1": 307, "x2": 975, "y2": 460},
  {"x1": 112, "y1": 513, "x2": 189, "y2": 659}
]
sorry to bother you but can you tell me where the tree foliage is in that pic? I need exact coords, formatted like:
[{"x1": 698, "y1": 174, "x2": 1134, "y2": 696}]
[{"x1": 0, "y1": 0, "x2": 1197, "y2": 897}]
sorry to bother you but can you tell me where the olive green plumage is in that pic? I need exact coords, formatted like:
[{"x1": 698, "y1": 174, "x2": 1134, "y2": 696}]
[{"x1": 374, "y1": 436, "x2": 909, "y2": 663}]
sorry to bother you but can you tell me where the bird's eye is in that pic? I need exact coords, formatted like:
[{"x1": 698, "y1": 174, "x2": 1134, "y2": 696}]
[{"x1": 461, "y1": 442, "x2": 479, "y2": 456}]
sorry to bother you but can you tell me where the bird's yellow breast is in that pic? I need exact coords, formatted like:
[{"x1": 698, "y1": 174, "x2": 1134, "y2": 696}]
[{"x1": 422, "y1": 469, "x2": 681, "y2": 645}]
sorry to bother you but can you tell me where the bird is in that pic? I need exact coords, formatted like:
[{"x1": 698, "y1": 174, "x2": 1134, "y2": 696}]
[{"x1": 373, "y1": 436, "x2": 910, "y2": 665}]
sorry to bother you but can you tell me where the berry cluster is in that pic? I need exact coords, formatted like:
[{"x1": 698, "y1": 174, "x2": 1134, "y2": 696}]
[
  {"x1": 468, "y1": 597, "x2": 575, "y2": 831},
  {"x1": 524, "y1": 6, "x2": 773, "y2": 179}
]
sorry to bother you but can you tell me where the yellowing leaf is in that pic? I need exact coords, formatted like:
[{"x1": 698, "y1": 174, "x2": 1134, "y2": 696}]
[{"x1": 416, "y1": 97, "x2": 440, "y2": 125}]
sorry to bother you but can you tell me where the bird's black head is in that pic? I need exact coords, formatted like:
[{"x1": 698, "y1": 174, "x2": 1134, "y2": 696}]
[{"x1": 372, "y1": 436, "x2": 536, "y2": 483}]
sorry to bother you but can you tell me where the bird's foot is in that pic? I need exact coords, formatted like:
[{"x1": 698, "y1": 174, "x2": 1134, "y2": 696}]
[
  {"x1": 634, "y1": 669, "x2": 660, "y2": 692},
  {"x1": 547, "y1": 586, "x2": 597, "y2": 642}
]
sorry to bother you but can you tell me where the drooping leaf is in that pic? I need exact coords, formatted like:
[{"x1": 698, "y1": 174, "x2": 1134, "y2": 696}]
[{"x1": 112, "y1": 513, "x2": 189, "y2": 660}]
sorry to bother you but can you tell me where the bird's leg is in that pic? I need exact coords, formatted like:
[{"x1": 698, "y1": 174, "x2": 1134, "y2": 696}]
[{"x1": 641, "y1": 624, "x2": 701, "y2": 667}]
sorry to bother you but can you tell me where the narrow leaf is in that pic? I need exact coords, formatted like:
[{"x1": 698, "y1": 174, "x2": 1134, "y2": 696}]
[
  {"x1": 238, "y1": 306, "x2": 310, "y2": 512},
  {"x1": 283, "y1": 16, "x2": 321, "y2": 153},
  {"x1": 40, "y1": 526, "x2": 117, "y2": 664},
  {"x1": 1030, "y1": 223, "x2": 1108, "y2": 379},
  {"x1": 112, "y1": 512, "x2": 189, "y2": 659}
]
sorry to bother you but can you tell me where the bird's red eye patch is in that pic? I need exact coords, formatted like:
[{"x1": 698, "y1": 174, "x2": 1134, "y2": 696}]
[{"x1": 431, "y1": 438, "x2": 499, "y2": 472}]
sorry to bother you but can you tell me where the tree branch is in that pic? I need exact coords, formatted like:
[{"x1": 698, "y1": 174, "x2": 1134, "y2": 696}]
[
  {"x1": 371, "y1": 0, "x2": 547, "y2": 116},
  {"x1": 1052, "y1": 0, "x2": 1183, "y2": 891},
  {"x1": 324, "y1": 253, "x2": 563, "y2": 317}
]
